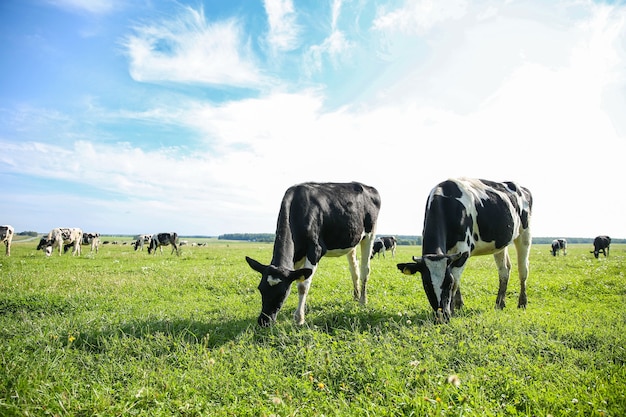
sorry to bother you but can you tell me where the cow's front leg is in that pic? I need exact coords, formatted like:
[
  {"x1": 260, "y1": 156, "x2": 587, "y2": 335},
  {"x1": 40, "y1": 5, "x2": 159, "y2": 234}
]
[
  {"x1": 294, "y1": 276, "x2": 312, "y2": 325},
  {"x1": 346, "y1": 249, "x2": 361, "y2": 301},
  {"x1": 494, "y1": 249, "x2": 512, "y2": 309},
  {"x1": 293, "y1": 260, "x2": 317, "y2": 325}
]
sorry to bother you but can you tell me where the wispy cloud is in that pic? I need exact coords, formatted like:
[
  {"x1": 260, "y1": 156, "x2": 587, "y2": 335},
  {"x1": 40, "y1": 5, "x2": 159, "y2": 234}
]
[
  {"x1": 46, "y1": 0, "x2": 117, "y2": 15},
  {"x1": 264, "y1": 0, "x2": 300, "y2": 53},
  {"x1": 304, "y1": 0, "x2": 354, "y2": 75},
  {"x1": 123, "y1": 6, "x2": 264, "y2": 88},
  {"x1": 372, "y1": 0, "x2": 468, "y2": 34}
]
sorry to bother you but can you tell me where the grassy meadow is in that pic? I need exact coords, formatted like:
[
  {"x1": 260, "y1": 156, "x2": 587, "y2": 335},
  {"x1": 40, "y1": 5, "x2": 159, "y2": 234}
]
[{"x1": 0, "y1": 238, "x2": 624, "y2": 416}]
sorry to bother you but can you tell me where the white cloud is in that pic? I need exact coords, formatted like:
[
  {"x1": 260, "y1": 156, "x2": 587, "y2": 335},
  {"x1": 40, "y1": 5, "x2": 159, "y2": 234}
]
[
  {"x1": 123, "y1": 7, "x2": 264, "y2": 88},
  {"x1": 303, "y1": 0, "x2": 354, "y2": 76},
  {"x1": 264, "y1": 0, "x2": 300, "y2": 53},
  {"x1": 372, "y1": 0, "x2": 468, "y2": 34}
]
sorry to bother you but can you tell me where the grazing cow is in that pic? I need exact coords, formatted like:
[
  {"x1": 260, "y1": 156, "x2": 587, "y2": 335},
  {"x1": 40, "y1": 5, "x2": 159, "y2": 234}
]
[
  {"x1": 245, "y1": 182, "x2": 381, "y2": 327},
  {"x1": 134, "y1": 234, "x2": 153, "y2": 251},
  {"x1": 148, "y1": 232, "x2": 179, "y2": 255},
  {"x1": 1, "y1": 225, "x2": 14, "y2": 256},
  {"x1": 397, "y1": 178, "x2": 532, "y2": 323},
  {"x1": 65, "y1": 232, "x2": 100, "y2": 254},
  {"x1": 591, "y1": 235, "x2": 610, "y2": 258},
  {"x1": 83, "y1": 232, "x2": 100, "y2": 253},
  {"x1": 37, "y1": 227, "x2": 83, "y2": 256},
  {"x1": 371, "y1": 236, "x2": 397, "y2": 259},
  {"x1": 551, "y1": 239, "x2": 567, "y2": 256}
]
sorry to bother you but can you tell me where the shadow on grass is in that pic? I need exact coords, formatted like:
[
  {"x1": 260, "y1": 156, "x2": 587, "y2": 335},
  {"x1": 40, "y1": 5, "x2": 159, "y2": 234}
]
[{"x1": 73, "y1": 303, "x2": 490, "y2": 354}]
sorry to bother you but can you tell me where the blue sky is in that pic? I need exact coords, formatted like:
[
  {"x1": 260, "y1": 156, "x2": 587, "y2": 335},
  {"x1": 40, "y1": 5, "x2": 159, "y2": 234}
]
[{"x1": 1, "y1": 0, "x2": 625, "y2": 238}]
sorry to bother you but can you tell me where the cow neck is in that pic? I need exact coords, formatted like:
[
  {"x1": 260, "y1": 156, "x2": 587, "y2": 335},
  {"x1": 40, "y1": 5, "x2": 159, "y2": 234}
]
[
  {"x1": 270, "y1": 204, "x2": 296, "y2": 269},
  {"x1": 422, "y1": 199, "x2": 448, "y2": 256}
]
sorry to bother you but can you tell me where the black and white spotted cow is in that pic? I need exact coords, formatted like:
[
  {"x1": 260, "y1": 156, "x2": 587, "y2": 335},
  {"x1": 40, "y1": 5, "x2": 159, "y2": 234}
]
[
  {"x1": 1, "y1": 225, "x2": 14, "y2": 256},
  {"x1": 370, "y1": 236, "x2": 397, "y2": 259},
  {"x1": 82, "y1": 232, "x2": 100, "y2": 253},
  {"x1": 246, "y1": 182, "x2": 381, "y2": 327},
  {"x1": 148, "y1": 232, "x2": 179, "y2": 255},
  {"x1": 37, "y1": 227, "x2": 83, "y2": 256},
  {"x1": 397, "y1": 178, "x2": 533, "y2": 323},
  {"x1": 134, "y1": 234, "x2": 153, "y2": 251},
  {"x1": 591, "y1": 235, "x2": 610, "y2": 258},
  {"x1": 551, "y1": 238, "x2": 567, "y2": 256}
]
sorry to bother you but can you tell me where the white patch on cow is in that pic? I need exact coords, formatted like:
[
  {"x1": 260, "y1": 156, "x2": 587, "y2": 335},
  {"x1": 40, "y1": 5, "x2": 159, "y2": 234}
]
[
  {"x1": 325, "y1": 248, "x2": 354, "y2": 257},
  {"x1": 424, "y1": 257, "x2": 448, "y2": 302},
  {"x1": 45, "y1": 246, "x2": 52, "y2": 257},
  {"x1": 267, "y1": 275, "x2": 282, "y2": 286}
]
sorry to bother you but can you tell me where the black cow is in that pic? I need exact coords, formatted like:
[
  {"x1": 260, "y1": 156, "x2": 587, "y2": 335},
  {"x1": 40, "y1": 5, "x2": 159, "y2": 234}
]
[
  {"x1": 148, "y1": 232, "x2": 179, "y2": 255},
  {"x1": 246, "y1": 182, "x2": 381, "y2": 327},
  {"x1": 591, "y1": 235, "x2": 610, "y2": 258},
  {"x1": 371, "y1": 236, "x2": 397, "y2": 259},
  {"x1": 397, "y1": 178, "x2": 533, "y2": 323},
  {"x1": 551, "y1": 239, "x2": 567, "y2": 256}
]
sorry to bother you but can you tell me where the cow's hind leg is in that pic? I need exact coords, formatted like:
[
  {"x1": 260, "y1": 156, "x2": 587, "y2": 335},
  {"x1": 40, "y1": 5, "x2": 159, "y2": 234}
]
[
  {"x1": 494, "y1": 248, "x2": 512, "y2": 309},
  {"x1": 358, "y1": 232, "x2": 376, "y2": 304},
  {"x1": 346, "y1": 249, "x2": 361, "y2": 301},
  {"x1": 514, "y1": 230, "x2": 531, "y2": 308}
]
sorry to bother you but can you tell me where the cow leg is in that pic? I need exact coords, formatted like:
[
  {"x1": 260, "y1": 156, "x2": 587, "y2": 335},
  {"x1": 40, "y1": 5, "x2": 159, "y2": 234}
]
[
  {"x1": 494, "y1": 248, "x2": 512, "y2": 309},
  {"x1": 514, "y1": 230, "x2": 531, "y2": 309},
  {"x1": 345, "y1": 248, "x2": 361, "y2": 301},
  {"x1": 358, "y1": 232, "x2": 376, "y2": 304},
  {"x1": 449, "y1": 264, "x2": 467, "y2": 313},
  {"x1": 294, "y1": 258, "x2": 317, "y2": 325}
]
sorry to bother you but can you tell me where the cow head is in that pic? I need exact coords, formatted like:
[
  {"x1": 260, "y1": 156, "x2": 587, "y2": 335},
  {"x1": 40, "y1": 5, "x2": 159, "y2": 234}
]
[
  {"x1": 397, "y1": 253, "x2": 465, "y2": 323},
  {"x1": 36, "y1": 237, "x2": 51, "y2": 251},
  {"x1": 245, "y1": 256, "x2": 313, "y2": 327}
]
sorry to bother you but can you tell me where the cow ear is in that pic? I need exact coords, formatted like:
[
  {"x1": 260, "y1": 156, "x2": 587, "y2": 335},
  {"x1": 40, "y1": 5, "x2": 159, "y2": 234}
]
[
  {"x1": 245, "y1": 256, "x2": 267, "y2": 273},
  {"x1": 446, "y1": 252, "x2": 464, "y2": 265},
  {"x1": 288, "y1": 268, "x2": 313, "y2": 283},
  {"x1": 397, "y1": 262, "x2": 420, "y2": 275}
]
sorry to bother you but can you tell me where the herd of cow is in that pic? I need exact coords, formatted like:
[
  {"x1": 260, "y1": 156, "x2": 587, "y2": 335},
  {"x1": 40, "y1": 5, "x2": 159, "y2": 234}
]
[{"x1": 0, "y1": 177, "x2": 614, "y2": 326}]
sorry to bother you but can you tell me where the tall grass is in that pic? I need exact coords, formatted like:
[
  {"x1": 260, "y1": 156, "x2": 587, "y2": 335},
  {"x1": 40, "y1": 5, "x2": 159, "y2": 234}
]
[{"x1": 0, "y1": 240, "x2": 624, "y2": 416}]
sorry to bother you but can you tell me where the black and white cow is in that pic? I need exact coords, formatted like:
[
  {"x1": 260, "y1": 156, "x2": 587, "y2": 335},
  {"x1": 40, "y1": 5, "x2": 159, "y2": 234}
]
[
  {"x1": 551, "y1": 238, "x2": 567, "y2": 256},
  {"x1": 134, "y1": 234, "x2": 153, "y2": 251},
  {"x1": 37, "y1": 227, "x2": 83, "y2": 256},
  {"x1": 370, "y1": 236, "x2": 397, "y2": 259},
  {"x1": 397, "y1": 178, "x2": 532, "y2": 322},
  {"x1": 76, "y1": 232, "x2": 100, "y2": 253},
  {"x1": 148, "y1": 232, "x2": 179, "y2": 255},
  {"x1": 591, "y1": 235, "x2": 610, "y2": 258},
  {"x1": 1, "y1": 225, "x2": 14, "y2": 256},
  {"x1": 246, "y1": 182, "x2": 381, "y2": 327}
]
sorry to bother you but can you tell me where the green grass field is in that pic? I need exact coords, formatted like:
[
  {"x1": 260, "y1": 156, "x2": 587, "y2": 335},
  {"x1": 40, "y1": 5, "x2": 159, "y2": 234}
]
[{"x1": 1, "y1": 239, "x2": 624, "y2": 416}]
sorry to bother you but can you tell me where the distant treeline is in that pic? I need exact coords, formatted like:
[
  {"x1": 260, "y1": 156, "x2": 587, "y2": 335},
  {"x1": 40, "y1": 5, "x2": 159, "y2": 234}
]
[
  {"x1": 17, "y1": 231, "x2": 39, "y2": 237},
  {"x1": 218, "y1": 233, "x2": 275, "y2": 242},
  {"x1": 217, "y1": 233, "x2": 625, "y2": 245}
]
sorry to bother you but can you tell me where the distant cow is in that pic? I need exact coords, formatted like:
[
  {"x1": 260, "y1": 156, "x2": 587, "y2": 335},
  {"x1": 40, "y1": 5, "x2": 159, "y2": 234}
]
[
  {"x1": 134, "y1": 234, "x2": 153, "y2": 251},
  {"x1": 551, "y1": 239, "x2": 567, "y2": 256},
  {"x1": 1, "y1": 225, "x2": 14, "y2": 256},
  {"x1": 37, "y1": 227, "x2": 83, "y2": 256},
  {"x1": 246, "y1": 182, "x2": 381, "y2": 327},
  {"x1": 148, "y1": 233, "x2": 179, "y2": 255},
  {"x1": 371, "y1": 236, "x2": 397, "y2": 259},
  {"x1": 397, "y1": 178, "x2": 532, "y2": 323},
  {"x1": 65, "y1": 232, "x2": 100, "y2": 254},
  {"x1": 591, "y1": 235, "x2": 611, "y2": 258}
]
